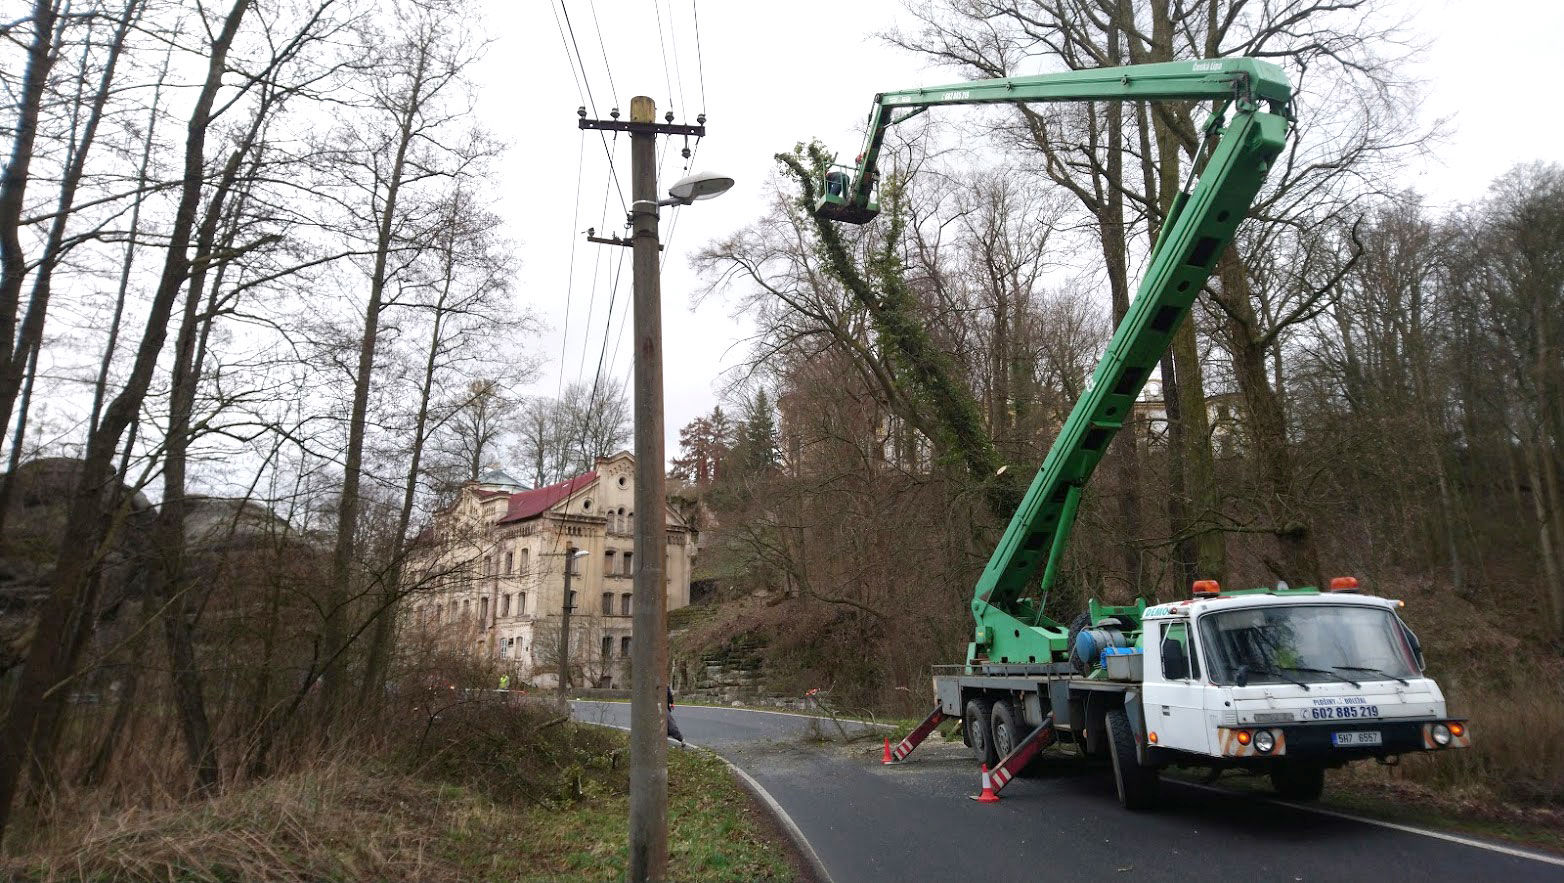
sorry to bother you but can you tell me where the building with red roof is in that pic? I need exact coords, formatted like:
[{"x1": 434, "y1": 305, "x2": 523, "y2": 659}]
[{"x1": 407, "y1": 451, "x2": 695, "y2": 689}]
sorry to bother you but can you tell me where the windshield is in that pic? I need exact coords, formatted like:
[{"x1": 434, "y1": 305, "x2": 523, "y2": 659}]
[{"x1": 1197, "y1": 604, "x2": 1420, "y2": 686}]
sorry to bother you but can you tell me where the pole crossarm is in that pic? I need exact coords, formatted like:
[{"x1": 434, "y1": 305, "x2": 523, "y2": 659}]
[
  {"x1": 586, "y1": 233, "x2": 660, "y2": 251},
  {"x1": 579, "y1": 118, "x2": 705, "y2": 137}
]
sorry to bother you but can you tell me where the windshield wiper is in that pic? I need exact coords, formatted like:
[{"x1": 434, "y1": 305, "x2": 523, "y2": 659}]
[
  {"x1": 1333, "y1": 665, "x2": 1409, "y2": 686},
  {"x1": 1235, "y1": 663, "x2": 1311, "y2": 690},
  {"x1": 1280, "y1": 665, "x2": 1359, "y2": 687}
]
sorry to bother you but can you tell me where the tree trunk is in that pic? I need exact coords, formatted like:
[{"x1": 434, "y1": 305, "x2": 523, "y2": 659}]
[
  {"x1": 145, "y1": 137, "x2": 256, "y2": 796},
  {"x1": 1217, "y1": 247, "x2": 1320, "y2": 585},
  {"x1": 1101, "y1": 17, "x2": 1144, "y2": 597},
  {"x1": 323, "y1": 42, "x2": 432, "y2": 723},
  {"x1": 0, "y1": 0, "x2": 62, "y2": 391},
  {"x1": 358, "y1": 193, "x2": 461, "y2": 709},
  {"x1": 0, "y1": 0, "x2": 138, "y2": 480}
]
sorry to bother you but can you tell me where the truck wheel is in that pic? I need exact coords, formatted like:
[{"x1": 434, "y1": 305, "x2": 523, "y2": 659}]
[
  {"x1": 1106, "y1": 707, "x2": 1159, "y2": 810},
  {"x1": 1066, "y1": 611, "x2": 1093, "y2": 674},
  {"x1": 993, "y1": 700, "x2": 1047, "y2": 778},
  {"x1": 1270, "y1": 762, "x2": 1326, "y2": 801},
  {"x1": 991, "y1": 700, "x2": 1021, "y2": 760},
  {"x1": 965, "y1": 698, "x2": 998, "y2": 767}
]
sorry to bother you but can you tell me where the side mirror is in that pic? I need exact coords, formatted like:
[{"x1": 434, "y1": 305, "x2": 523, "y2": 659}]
[
  {"x1": 1402, "y1": 623, "x2": 1425, "y2": 671},
  {"x1": 1162, "y1": 639, "x2": 1189, "y2": 680}
]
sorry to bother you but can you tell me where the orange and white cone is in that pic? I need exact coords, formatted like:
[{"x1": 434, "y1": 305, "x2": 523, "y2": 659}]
[
  {"x1": 971, "y1": 763, "x2": 1001, "y2": 803},
  {"x1": 882, "y1": 737, "x2": 894, "y2": 765}
]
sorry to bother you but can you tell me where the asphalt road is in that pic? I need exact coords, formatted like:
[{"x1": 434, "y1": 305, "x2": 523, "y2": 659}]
[{"x1": 571, "y1": 700, "x2": 1563, "y2": 882}]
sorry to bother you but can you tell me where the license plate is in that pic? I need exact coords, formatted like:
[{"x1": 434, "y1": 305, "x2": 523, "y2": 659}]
[{"x1": 1332, "y1": 730, "x2": 1382, "y2": 747}]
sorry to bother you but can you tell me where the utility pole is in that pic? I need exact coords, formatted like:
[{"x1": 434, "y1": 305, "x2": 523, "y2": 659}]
[
  {"x1": 580, "y1": 95, "x2": 722, "y2": 883},
  {"x1": 626, "y1": 94, "x2": 669, "y2": 883},
  {"x1": 557, "y1": 545, "x2": 577, "y2": 708}
]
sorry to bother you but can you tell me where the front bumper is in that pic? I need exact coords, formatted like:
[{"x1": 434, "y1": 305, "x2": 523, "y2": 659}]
[{"x1": 1217, "y1": 719, "x2": 1470, "y2": 759}]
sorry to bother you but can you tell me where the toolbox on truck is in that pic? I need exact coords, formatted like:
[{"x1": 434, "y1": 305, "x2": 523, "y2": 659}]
[{"x1": 1101, "y1": 646, "x2": 1143, "y2": 681}]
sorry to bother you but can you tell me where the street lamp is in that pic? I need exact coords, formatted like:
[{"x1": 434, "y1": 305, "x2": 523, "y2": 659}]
[
  {"x1": 661, "y1": 171, "x2": 734, "y2": 206},
  {"x1": 625, "y1": 97, "x2": 732, "y2": 883},
  {"x1": 558, "y1": 547, "x2": 589, "y2": 708}
]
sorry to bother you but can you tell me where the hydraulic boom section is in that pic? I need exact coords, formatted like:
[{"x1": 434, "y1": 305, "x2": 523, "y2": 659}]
[
  {"x1": 816, "y1": 58, "x2": 1289, "y2": 225},
  {"x1": 814, "y1": 59, "x2": 1292, "y2": 668}
]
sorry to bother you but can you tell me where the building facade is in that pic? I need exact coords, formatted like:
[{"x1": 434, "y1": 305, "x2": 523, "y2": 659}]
[{"x1": 409, "y1": 452, "x2": 695, "y2": 688}]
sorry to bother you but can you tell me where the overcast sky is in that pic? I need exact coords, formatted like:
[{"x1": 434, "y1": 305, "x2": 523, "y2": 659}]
[{"x1": 472, "y1": 0, "x2": 1563, "y2": 465}]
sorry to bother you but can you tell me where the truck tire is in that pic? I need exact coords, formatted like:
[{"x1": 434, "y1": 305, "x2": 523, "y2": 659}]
[
  {"x1": 991, "y1": 699, "x2": 1021, "y2": 761},
  {"x1": 1270, "y1": 762, "x2": 1326, "y2": 801},
  {"x1": 1106, "y1": 707, "x2": 1159, "y2": 810},
  {"x1": 1066, "y1": 611, "x2": 1093, "y2": 674},
  {"x1": 992, "y1": 700, "x2": 1047, "y2": 778},
  {"x1": 965, "y1": 698, "x2": 998, "y2": 767}
]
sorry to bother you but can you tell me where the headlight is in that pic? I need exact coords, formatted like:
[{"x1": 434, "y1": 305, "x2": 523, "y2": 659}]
[
  {"x1": 1431, "y1": 723, "x2": 1452, "y2": 747},
  {"x1": 1254, "y1": 729, "x2": 1277, "y2": 754}
]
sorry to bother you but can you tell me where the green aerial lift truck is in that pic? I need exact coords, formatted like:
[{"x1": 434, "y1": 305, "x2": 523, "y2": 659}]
[{"x1": 817, "y1": 59, "x2": 1468, "y2": 809}]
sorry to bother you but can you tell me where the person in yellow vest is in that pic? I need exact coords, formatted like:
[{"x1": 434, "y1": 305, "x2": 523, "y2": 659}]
[{"x1": 499, "y1": 673, "x2": 510, "y2": 691}]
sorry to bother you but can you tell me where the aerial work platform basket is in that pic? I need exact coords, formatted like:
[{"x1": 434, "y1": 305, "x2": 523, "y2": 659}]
[{"x1": 814, "y1": 164, "x2": 879, "y2": 224}]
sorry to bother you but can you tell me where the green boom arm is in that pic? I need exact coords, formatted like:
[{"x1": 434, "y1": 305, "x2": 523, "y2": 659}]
[{"x1": 815, "y1": 59, "x2": 1291, "y2": 667}]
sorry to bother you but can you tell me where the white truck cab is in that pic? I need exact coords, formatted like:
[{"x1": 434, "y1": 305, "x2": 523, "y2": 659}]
[{"x1": 1140, "y1": 591, "x2": 1469, "y2": 771}]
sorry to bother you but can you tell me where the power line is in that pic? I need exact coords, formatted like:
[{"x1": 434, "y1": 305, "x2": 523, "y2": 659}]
[
  {"x1": 691, "y1": 0, "x2": 708, "y2": 113},
  {"x1": 556, "y1": 1, "x2": 599, "y2": 115},
  {"x1": 559, "y1": 0, "x2": 627, "y2": 212},
  {"x1": 652, "y1": 0, "x2": 676, "y2": 112},
  {"x1": 585, "y1": 0, "x2": 620, "y2": 103},
  {"x1": 576, "y1": 175, "x2": 617, "y2": 385},
  {"x1": 556, "y1": 131, "x2": 588, "y2": 402},
  {"x1": 663, "y1": 0, "x2": 688, "y2": 118}
]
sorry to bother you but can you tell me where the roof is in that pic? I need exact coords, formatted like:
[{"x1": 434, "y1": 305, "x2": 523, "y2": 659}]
[
  {"x1": 498, "y1": 471, "x2": 597, "y2": 523},
  {"x1": 475, "y1": 467, "x2": 528, "y2": 492}
]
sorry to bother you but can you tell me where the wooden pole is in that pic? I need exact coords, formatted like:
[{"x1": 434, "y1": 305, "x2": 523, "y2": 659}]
[{"x1": 626, "y1": 94, "x2": 668, "y2": 882}]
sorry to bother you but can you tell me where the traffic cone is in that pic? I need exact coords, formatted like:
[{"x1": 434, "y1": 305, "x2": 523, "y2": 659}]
[
  {"x1": 882, "y1": 737, "x2": 894, "y2": 765},
  {"x1": 971, "y1": 763, "x2": 1001, "y2": 803}
]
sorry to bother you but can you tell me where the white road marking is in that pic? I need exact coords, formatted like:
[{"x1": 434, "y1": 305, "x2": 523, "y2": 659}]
[
  {"x1": 1174, "y1": 780, "x2": 1564, "y2": 868},
  {"x1": 574, "y1": 718, "x2": 837, "y2": 883}
]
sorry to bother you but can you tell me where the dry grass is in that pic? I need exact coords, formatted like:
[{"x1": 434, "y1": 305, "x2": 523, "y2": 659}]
[
  {"x1": 1, "y1": 696, "x2": 796, "y2": 881},
  {"x1": 1358, "y1": 686, "x2": 1564, "y2": 809},
  {"x1": 4, "y1": 762, "x2": 524, "y2": 882}
]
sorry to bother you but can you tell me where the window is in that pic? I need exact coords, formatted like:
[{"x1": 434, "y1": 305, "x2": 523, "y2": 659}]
[
  {"x1": 622, "y1": 551, "x2": 633, "y2": 576},
  {"x1": 618, "y1": 476, "x2": 627, "y2": 487},
  {"x1": 519, "y1": 549, "x2": 529, "y2": 572},
  {"x1": 501, "y1": 594, "x2": 511, "y2": 617},
  {"x1": 567, "y1": 590, "x2": 577, "y2": 611},
  {"x1": 433, "y1": 606, "x2": 442, "y2": 625},
  {"x1": 518, "y1": 593, "x2": 526, "y2": 615},
  {"x1": 568, "y1": 549, "x2": 581, "y2": 576},
  {"x1": 1199, "y1": 604, "x2": 1419, "y2": 686},
  {"x1": 602, "y1": 636, "x2": 612, "y2": 657},
  {"x1": 620, "y1": 593, "x2": 631, "y2": 615},
  {"x1": 505, "y1": 551, "x2": 514, "y2": 573},
  {"x1": 462, "y1": 599, "x2": 470, "y2": 618},
  {"x1": 621, "y1": 636, "x2": 631, "y2": 657},
  {"x1": 499, "y1": 639, "x2": 509, "y2": 658},
  {"x1": 479, "y1": 596, "x2": 489, "y2": 624},
  {"x1": 605, "y1": 550, "x2": 616, "y2": 573},
  {"x1": 602, "y1": 592, "x2": 614, "y2": 615},
  {"x1": 1161, "y1": 622, "x2": 1199, "y2": 680}
]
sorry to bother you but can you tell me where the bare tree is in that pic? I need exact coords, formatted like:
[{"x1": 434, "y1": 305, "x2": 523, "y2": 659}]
[
  {"x1": 321, "y1": 0, "x2": 489, "y2": 722},
  {"x1": 0, "y1": 0, "x2": 256, "y2": 837}
]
